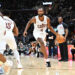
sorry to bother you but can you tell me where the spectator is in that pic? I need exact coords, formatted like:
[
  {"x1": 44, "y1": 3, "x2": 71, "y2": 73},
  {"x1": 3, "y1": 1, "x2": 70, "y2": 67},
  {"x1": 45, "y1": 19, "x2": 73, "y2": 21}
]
[{"x1": 18, "y1": 41, "x2": 26, "y2": 56}]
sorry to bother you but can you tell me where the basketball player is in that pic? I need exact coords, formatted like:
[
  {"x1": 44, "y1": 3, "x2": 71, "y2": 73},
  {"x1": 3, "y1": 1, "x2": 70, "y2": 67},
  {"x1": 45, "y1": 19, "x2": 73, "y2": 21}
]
[
  {"x1": 0, "y1": 11, "x2": 22, "y2": 69},
  {"x1": 23, "y1": 7, "x2": 60, "y2": 67},
  {"x1": 0, "y1": 12, "x2": 6, "y2": 74}
]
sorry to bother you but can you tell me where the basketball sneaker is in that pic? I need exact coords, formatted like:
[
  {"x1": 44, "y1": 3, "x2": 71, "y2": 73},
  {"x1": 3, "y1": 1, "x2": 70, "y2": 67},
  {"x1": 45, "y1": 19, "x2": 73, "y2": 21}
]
[
  {"x1": 45, "y1": 59, "x2": 51, "y2": 67},
  {"x1": 46, "y1": 61, "x2": 51, "y2": 67},
  {"x1": 17, "y1": 64, "x2": 23, "y2": 69}
]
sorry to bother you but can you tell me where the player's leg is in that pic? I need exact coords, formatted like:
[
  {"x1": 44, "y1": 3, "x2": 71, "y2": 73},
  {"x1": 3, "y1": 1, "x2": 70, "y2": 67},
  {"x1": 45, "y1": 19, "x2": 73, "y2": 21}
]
[
  {"x1": 37, "y1": 38, "x2": 51, "y2": 67},
  {"x1": 0, "y1": 53, "x2": 6, "y2": 74},
  {"x1": 0, "y1": 41, "x2": 6, "y2": 74},
  {"x1": 6, "y1": 37, "x2": 22, "y2": 68},
  {"x1": 37, "y1": 38, "x2": 47, "y2": 58},
  {"x1": 13, "y1": 50, "x2": 22, "y2": 68},
  {"x1": 0, "y1": 52, "x2": 13, "y2": 73},
  {"x1": 0, "y1": 53, "x2": 13, "y2": 74},
  {"x1": 33, "y1": 32, "x2": 51, "y2": 67},
  {"x1": 0, "y1": 41, "x2": 13, "y2": 74}
]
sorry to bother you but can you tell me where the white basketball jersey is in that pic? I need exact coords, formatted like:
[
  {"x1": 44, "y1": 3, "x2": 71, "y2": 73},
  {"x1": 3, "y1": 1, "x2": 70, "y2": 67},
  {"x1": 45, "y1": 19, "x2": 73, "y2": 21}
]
[
  {"x1": 0, "y1": 16, "x2": 6, "y2": 39},
  {"x1": 3, "y1": 16, "x2": 14, "y2": 32},
  {"x1": 34, "y1": 15, "x2": 47, "y2": 33}
]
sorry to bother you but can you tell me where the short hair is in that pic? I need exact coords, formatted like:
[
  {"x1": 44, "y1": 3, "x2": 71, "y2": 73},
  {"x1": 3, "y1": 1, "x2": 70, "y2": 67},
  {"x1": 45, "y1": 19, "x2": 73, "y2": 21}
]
[
  {"x1": 37, "y1": 6, "x2": 45, "y2": 11},
  {"x1": 58, "y1": 16, "x2": 63, "y2": 19}
]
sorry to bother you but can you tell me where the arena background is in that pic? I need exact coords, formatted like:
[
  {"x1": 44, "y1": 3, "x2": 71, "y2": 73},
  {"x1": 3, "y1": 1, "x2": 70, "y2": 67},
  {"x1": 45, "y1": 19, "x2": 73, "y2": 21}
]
[
  {"x1": 0, "y1": 0, "x2": 75, "y2": 43},
  {"x1": 0, "y1": 0, "x2": 75, "y2": 59}
]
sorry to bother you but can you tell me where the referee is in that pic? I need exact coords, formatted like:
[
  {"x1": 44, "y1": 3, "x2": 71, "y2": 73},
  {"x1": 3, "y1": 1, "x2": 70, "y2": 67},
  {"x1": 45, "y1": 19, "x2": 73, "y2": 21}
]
[{"x1": 57, "y1": 17, "x2": 68, "y2": 61}]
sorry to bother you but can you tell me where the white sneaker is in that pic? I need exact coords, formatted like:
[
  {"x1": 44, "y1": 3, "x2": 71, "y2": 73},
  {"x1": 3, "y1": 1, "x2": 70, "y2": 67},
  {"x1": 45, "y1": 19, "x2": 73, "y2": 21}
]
[
  {"x1": 17, "y1": 64, "x2": 23, "y2": 69},
  {"x1": 17, "y1": 69, "x2": 23, "y2": 75}
]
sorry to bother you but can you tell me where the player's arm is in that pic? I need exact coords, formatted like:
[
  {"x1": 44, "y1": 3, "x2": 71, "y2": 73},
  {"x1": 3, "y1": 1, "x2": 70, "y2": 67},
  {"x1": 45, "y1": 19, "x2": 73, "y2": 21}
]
[
  {"x1": 47, "y1": 17, "x2": 58, "y2": 36},
  {"x1": 13, "y1": 22, "x2": 19, "y2": 36},
  {"x1": 23, "y1": 17, "x2": 35, "y2": 37},
  {"x1": 47, "y1": 18, "x2": 65, "y2": 42}
]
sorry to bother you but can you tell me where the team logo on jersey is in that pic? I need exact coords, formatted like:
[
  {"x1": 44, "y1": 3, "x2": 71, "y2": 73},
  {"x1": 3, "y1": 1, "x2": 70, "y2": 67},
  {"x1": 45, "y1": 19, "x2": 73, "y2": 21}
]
[{"x1": 37, "y1": 24, "x2": 47, "y2": 28}]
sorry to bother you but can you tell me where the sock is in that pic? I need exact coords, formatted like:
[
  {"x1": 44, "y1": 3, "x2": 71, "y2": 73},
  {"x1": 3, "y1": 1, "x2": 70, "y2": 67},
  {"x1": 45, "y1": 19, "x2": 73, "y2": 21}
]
[
  {"x1": 13, "y1": 50, "x2": 21, "y2": 65},
  {"x1": 44, "y1": 58, "x2": 50, "y2": 63}
]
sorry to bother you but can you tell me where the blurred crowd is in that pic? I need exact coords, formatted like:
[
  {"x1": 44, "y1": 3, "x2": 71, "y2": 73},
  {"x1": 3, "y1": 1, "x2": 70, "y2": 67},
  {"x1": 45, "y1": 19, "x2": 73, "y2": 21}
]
[
  {"x1": 6, "y1": 0, "x2": 74, "y2": 44},
  {"x1": 0, "y1": 0, "x2": 75, "y2": 58}
]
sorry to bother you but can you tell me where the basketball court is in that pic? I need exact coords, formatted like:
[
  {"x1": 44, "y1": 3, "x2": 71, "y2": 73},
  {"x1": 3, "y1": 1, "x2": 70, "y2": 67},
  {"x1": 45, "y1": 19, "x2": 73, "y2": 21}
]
[{"x1": 3, "y1": 56, "x2": 75, "y2": 75}]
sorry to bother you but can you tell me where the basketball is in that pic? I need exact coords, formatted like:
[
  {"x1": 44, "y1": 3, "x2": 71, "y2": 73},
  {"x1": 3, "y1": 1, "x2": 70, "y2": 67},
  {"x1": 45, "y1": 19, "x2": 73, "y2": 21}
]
[{"x1": 56, "y1": 35, "x2": 65, "y2": 43}]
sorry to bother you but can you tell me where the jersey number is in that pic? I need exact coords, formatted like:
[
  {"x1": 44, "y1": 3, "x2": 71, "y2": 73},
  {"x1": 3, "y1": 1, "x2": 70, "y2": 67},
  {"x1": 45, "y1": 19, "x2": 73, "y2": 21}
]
[{"x1": 6, "y1": 23, "x2": 11, "y2": 29}]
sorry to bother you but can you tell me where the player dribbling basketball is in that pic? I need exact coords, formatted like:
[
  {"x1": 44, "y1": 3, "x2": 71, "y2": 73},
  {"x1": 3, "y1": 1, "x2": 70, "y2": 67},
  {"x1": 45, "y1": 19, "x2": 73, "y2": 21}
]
[{"x1": 23, "y1": 6, "x2": 61, "y2": 67}]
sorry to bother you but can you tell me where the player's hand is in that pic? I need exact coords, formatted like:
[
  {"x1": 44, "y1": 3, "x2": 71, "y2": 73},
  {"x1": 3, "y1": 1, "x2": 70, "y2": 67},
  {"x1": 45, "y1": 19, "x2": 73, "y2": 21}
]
[
  {"x1": 63, "y1": 37, "x2": 66, "y2": 42},
  {"x1": 23, "y1": 31, "x2": 27, "y2": 37},
  {"x1": 56, "y1": 33, "x2": 60, "y2": 38},
  {"x1": 56, "y1": 34, "x2": 66, "y2": 43},
  {"x1": 55, "y1": 40, "x2": 59, "y2": 46}
]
